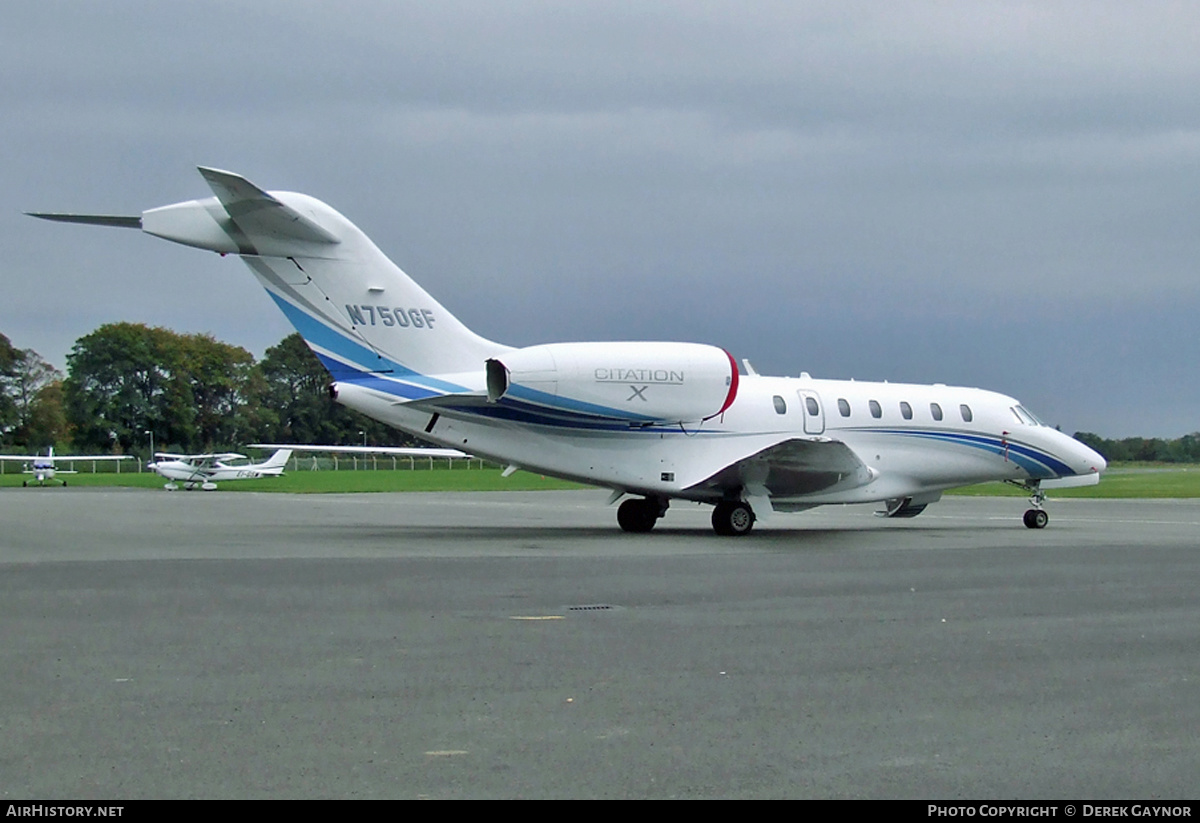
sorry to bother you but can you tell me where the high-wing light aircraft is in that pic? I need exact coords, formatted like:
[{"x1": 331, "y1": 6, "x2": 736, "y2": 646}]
[
  {"x1": 0, "y1": 448, "x2": 131, "y2": 486},
  {"x1": 148, "y1": 448, "x2": 292, "y2": 490},
  {"x1": 30, "y1": 168, "x2": 1105, "y2": 534}
]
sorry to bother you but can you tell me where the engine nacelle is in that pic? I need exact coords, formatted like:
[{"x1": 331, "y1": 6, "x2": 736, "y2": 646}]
[{"x1": 486, "y1": 341, "x2": 739, "y2": 425}]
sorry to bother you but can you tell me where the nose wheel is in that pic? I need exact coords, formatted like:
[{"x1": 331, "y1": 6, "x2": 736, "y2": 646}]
[
  {"x1": 1023, "y1": 508, "x2": 1049, "y2": 529},
  {"x1": 1019, "y1": 484, "x2": 1049, "y2": 529}
]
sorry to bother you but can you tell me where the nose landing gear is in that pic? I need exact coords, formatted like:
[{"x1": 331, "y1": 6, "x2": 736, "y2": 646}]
[
  {"x1": 1022, "y1": 506, "x2": 1049, "y2": 529},
  {"x1": 1008, "y1": 481, "x2": 1049, "y2": 529}
]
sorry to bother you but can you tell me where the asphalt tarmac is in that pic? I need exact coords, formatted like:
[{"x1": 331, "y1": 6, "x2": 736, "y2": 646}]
[{"x1": 2, "y1": 489, "x2": 1198, "y2": 799}]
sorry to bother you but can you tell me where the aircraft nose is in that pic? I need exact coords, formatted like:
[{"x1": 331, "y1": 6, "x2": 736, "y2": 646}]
[{"x1": 1076, "y1": 439, "x2": 1107, "y2": 474}]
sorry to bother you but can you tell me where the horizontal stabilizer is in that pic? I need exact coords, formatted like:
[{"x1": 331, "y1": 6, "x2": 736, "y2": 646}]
[
  {"x1": 198, "y1": 166, "x2": 340, "y2": 245},
  {"x1": 27, "y1": 213, "x2": 142, "y2": 229}
]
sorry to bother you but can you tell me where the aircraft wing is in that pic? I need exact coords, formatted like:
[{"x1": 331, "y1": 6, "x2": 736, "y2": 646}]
[
  {"x1": 249, "y1": 444, "x2": 470, "y2": 459},
  {"x1": 684, "y1": 437, "x2": 876, "y2": 500},
  {"x1": 154, "y1": 453, "x2": 238, "y2": 470},
  {"x1": 0, "y1": 454, "x2": 130, "y2": 461}
]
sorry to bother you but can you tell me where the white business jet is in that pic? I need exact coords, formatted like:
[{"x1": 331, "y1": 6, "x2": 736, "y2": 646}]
[
  {"x1": 30, "y1": 168, "x2": 1105, "y2": 534},
  {"x1": 0, "y1": 447, "x2": 131, "y2": 486},
  {"x1": 148, "y1": 448, "x2": 292, "y2": 490}
]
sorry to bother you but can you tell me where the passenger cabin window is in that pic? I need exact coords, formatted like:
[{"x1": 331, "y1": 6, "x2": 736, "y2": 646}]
[
  {"x1": 773, "y1": 395, "x2": 787, "y2": 415},
  {"x1": 869, "y1": 400, "x2": 882, "y2": 419},
  {"x1": 960, "y1": 404, "x2": 973, "y2": 423},
  {"x1": 805, "y1": 396, "x2": 819, "y2": 416},
  {"x1": 930, "y1": 403, "x2": 943, "y2": 421},
  {"x1": 900, "y1": 401, "x2": 913, "y2": 420},
  {"x1": 838, "y1": 398, "x2": 851, "y2": 417}
]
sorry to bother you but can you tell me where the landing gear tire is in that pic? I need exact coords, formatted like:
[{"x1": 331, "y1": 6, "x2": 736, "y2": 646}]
[
  {"x1": 1007, "y1": 480, "x2": 1051, "y2": 530},
  {"x1": 617, "y1": 498, "x2": 661, "y2": 533},
  {"x1": 712, "y1": 501, "x2": 756, "y2": 536}
]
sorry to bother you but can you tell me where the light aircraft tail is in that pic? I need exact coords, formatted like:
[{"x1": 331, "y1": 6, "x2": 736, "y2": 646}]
[
  {"x1": 261, "y1": 449, "x2": 292, "y2": 471},
  {"x1": 30, "y1": 167, "x2": 505, "y2": 403}
]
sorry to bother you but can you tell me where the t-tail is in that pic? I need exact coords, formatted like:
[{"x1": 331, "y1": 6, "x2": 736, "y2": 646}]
[{"x1": 29, "y1": 167, "x2": 505, "y2": 404}]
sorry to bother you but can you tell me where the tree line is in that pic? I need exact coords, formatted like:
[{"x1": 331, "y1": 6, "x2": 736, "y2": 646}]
[
  {"x1": 3, "y1": 324, "x2": 1198, "y2": 462},
  {"x1": 1072, "y1": 432, "x2": 1200, "y2": 464},
  {"x1": 1, "y1": 324, "x2": 408, "y2": 457}
]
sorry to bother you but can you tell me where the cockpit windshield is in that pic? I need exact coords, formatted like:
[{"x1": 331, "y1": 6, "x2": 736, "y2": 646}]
[{"x1": 1011, "y1": 405, "x2": 1047, "y2": 426}]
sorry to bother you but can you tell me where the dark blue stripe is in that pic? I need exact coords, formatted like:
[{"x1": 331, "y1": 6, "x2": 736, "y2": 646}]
[
  {"x1": 314, "y1": 353, "x2": 441, "y2": 400},
  {"x1": 267, "y1": 292, "x2": 468, "y2": 394},
  {"x1": 870, "y1": 428, "x2": 1073, "y2": 478}
]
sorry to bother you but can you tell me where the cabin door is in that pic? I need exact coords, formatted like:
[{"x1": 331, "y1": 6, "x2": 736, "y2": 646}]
[{"x1": 797, "y1": 390, "x2": 825, "y2": 435}]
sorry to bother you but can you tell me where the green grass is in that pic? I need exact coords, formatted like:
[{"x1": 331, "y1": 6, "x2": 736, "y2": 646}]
[
  {"x1": 4, "y1": 463, "x2": 1200, "y2": 498},
  {"x1": 947, "y1": 465, "x2": 1200, "y2": 499}
]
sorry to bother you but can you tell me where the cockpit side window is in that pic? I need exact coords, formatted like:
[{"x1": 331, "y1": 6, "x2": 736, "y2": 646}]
[{"x1": 1011, "y1": 405, "x2": 1044, "y2": 426}]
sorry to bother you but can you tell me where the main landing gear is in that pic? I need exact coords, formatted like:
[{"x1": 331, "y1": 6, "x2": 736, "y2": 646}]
[
  {"x1": 616, "y1": 496, "x2": 758, "y2": 536},
  {"x1": 711, "y1": 500, "x2": 756, "y2": 536},
  {"x1": 617, "y1": 497, "x2": 668, "y2": 533}
]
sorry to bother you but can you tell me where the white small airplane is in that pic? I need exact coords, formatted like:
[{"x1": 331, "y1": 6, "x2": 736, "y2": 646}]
[
  {"x1": 148, "y1": 448, "x2": 292, "y2": 490},
  {"x1": 31, "y1": 167, "x2": 1106, "y2": 534},
  {"x1": 0, "y1": 447, "x2": 131, "y2": 486}
]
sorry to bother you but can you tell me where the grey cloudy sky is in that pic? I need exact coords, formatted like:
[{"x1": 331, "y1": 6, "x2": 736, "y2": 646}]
[{"x1": 3, "y1": 2, "x2": 1199, "y2": 437}]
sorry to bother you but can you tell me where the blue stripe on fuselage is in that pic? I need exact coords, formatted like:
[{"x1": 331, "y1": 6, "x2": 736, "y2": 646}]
[
  {"x1": 870, "y1": 428, "x2": 1073, "y2": 477},
  {"x1": 313, "y1": 352, "x2": 442, "y2": 400},
  {"x1": 266, "y1": 291, "x2": 468, "y2": 395}
]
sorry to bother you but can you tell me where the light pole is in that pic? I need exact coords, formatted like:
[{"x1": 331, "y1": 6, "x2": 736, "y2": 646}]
[
  {"x1": 360, "y1": 430, "x2": 366, "y2": 447},
  {"x1": 145, "y1": 430, "x2": 154, "y2": 464}
]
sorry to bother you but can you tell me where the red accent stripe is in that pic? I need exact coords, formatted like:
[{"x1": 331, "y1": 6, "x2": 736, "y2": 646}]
[{"x1": 713, "y1": 349, "x2": 739, "y2": 417}]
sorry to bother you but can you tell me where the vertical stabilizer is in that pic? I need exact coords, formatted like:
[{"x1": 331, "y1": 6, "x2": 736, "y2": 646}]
[
  {"x1": 262, "y1": 449, "x2": 293, "y2": 470},
  {"x1": 31, "y1": 169, "x2": 508, "y2": 401}
]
